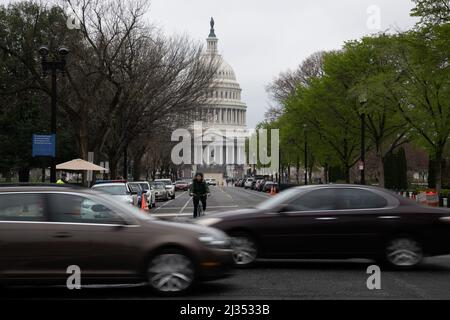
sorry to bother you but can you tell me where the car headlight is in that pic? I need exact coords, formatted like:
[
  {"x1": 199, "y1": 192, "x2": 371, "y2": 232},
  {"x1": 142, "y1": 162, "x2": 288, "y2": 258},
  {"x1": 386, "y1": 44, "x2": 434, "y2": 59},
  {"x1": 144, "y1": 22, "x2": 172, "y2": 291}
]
[
  {"x1": 195, "y1": 217, "x2": 222, "y2": 226},
  {"x1": 198, "y1": 234, "x2": 230, "y2": 249}
]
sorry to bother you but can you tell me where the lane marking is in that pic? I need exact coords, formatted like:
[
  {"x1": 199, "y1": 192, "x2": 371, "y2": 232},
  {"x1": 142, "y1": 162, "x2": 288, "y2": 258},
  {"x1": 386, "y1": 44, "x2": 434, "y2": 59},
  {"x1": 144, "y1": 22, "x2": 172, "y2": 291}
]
[
  {"x1": 156, "y1": 205, "x2": 239, "y2": 210},
  {"x1": 178, "y1": 197, "x2": 192, "y2": 216},
  {"x1": 153, "y1": 211, "x2": 222, "y2": 218},
  {"x1": 230, "y1": 187, "x2": 271, "y2": 199},
  {"x1": 154, "y1": 191, "x2": 187, "y2": 211}
]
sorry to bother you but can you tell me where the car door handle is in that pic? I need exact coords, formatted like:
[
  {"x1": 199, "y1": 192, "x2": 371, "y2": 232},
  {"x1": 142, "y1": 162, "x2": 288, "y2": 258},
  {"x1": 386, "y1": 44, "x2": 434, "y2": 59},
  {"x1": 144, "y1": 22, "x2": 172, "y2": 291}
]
[
  {"x1": 52, "y1": 232, "x2": 73, "y2": 239},
  {"x1": 315, "y1": 217, "x2": 338, "y2": 221},
  {"x1": 378, "y1": 216, "x2": 400, "y2": 220}
]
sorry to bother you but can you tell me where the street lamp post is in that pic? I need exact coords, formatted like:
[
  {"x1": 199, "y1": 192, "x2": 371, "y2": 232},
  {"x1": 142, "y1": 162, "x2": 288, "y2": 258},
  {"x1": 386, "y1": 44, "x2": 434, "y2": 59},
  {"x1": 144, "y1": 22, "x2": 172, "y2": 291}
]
[
  {"x1": 304, "y1": 124, "x2": 308, "y2": 186},
  {"x1": 278, "y1": 146, "x2": 282, "y2": 184},
  {"x1": 359, "y1": 93, "x2": 368, "y2": 185},
  {"x1": 38, "y1": 45, "x2": 69, "y2": 183}
]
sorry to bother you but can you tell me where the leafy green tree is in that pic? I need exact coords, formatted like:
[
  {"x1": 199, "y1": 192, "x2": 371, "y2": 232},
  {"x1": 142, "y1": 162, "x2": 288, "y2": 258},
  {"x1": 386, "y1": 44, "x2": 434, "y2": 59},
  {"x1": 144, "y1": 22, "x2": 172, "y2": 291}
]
[
  {"x1": 392, "y1": 24, "x2": 450, "y2": 192},
  {"x1": 325, "y1": 38, "x2": 411, "y2": 187},
  {"x1": 411, "y1": 0, "x2": 450, "y2": 26},
  {"x1": 284, "y1": 72, "x2": 361, "y2": 183}
]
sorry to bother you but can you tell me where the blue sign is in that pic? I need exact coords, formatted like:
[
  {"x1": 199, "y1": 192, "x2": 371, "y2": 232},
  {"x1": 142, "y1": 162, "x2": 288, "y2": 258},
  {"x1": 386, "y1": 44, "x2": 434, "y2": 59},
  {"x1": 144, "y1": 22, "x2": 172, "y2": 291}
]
[{"x1": 32, "y1": 134, "x2": 56, "y2": 158}]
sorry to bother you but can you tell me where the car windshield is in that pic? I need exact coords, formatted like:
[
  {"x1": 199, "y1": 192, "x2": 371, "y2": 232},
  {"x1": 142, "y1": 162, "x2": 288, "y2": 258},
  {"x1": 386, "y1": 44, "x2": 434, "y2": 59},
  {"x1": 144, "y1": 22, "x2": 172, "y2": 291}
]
[
  {"x1": 128, "y1": 184, "x2": 142, "y2": 193},
  {"x1": 152, "y1": 183, "x2": 165, "y2": 190},
  {"x1": 93, "y1": 185, "x2": 128, "y2": 195},
  {"x1": 139, "y1": 183, "x2": 149, "y2": 191},
  {"x1": 255, "y1": 187, "x2": 306, "y2": 210}
]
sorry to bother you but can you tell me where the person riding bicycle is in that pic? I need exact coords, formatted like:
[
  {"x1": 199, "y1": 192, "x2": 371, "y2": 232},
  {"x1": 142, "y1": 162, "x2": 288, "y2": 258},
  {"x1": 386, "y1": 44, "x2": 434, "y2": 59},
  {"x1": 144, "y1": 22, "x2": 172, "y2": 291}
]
[{"x1": 189, "y1": 173, "x2": 210, "y2": 218}]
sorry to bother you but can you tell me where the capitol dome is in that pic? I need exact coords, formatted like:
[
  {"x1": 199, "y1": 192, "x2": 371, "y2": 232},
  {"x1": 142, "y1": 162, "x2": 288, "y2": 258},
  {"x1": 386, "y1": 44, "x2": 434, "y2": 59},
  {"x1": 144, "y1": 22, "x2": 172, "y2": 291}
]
[
  {"x1": 215, "y1": 58, "x2": 236, "y2": 81},
  {"x1": 196, "y1": 18, "x2": 247, "y2": 130}
]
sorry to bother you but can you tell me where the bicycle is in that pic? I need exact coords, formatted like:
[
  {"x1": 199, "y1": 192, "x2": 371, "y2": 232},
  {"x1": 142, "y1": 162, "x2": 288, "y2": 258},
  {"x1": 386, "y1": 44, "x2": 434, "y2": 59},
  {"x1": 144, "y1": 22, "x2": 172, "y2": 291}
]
[{"x1": 191, "y1": 193, "x2": 209, "y2": 218}]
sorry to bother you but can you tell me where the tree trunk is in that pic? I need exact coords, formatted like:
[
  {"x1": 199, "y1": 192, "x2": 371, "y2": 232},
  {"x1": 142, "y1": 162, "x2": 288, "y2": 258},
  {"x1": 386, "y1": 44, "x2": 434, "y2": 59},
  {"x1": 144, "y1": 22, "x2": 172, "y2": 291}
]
[
  {"x1": 18, "y1": 168, "x2": 30, "y2": 183},
  {"x1": 345, "y1": 165, "x2": 351, "y2": 184},
  {"x1": 79, "y1": 118, "x2": 89, "y2": 161},
  {"x1": 4, "y1": 170, "x2": 12, "y2": 183},
  {"x1": 133, "y1": 156, "x2": 143, "y2": 181},
  {"x1": 435, "y1": 149, "x2": 443, "y2": 194},
  {"x1": 376, "y1": 147, "x2": 385, "y2": 187},
  {"x1": 109, "y1": 158, "x2": 118, "y2": 180}
]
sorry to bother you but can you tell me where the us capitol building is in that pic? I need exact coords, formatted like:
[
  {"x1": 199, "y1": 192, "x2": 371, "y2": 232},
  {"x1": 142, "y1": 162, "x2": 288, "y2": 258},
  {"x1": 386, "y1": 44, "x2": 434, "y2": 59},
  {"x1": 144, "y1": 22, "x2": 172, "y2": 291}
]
[{"x1": 184, "y1": 18, "x2": 248, "y2": 179}]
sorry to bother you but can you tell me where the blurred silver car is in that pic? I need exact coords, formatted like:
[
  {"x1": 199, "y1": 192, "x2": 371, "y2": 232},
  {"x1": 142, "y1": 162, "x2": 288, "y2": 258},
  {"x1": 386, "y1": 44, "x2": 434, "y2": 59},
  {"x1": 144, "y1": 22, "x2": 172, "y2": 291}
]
[
  {"x1": 154, "y1": 179, "x2": 175, "y2": 199},
  {"x1": 128, "y1": 181, "x2": 156, "y2": 208},
  {"x1": 150, "y1": 182, "x2": 169, "y2": 201},
  {"x1": 91, "y1": 182, "x2": 134, "y2": 205}
]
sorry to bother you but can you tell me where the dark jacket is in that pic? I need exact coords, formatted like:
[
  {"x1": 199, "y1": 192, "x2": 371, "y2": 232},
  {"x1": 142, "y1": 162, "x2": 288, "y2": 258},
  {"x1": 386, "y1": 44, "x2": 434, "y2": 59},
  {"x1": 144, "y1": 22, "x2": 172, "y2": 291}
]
[{"x1": 190, "y1": 179, "x2": 210, "y2": 196}]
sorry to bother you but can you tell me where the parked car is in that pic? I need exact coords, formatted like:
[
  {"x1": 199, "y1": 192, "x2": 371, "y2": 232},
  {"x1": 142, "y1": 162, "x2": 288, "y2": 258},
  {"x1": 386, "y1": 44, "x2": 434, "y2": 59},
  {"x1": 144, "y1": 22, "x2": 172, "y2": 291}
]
[
  {"x1": 154, "y1": 179, "x2": 176, "y2": 200},
  {"x1": 150, "y1": 182, "x2": 169, "y2": 201},
  {"x1": 196, "y1": 185, "x2": 450, "y2": 269},
  {"x1": 235, "y1": 179, "x2": 243, "y2": 187},
  {"x1": 244, "y1": 178, "x2": 255, "y2": 189},
  {"x1": 256, "y1": 179, "x2": 266, "y2": 192},
  {"x1": 175, "y1": 180, "x2": 189, "y2": 191},
  {"x1": 127, "y1": 183, "x2": 144, "y2": 207},
  {"x1": 209, "y1": 179, "x2": 217, "y2": 186},
  {"x1": 0, "y1": 185, "x2": 234, "y2": 295},
  {"x1": 128, "y1": 181, "x2": 156, "y2": 208},
  {"x1": 91, "y1": 181, "x2": 134, "y2": 205}
]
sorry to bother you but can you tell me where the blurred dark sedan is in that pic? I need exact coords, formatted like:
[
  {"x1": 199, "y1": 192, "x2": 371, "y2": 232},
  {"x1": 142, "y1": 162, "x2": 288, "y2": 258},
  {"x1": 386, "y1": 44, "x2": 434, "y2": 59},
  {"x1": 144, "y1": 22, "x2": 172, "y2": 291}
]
[
  {"x1": 0, "y1": 186, "x2": 233, "y2": 295},
  {"x1": 196, "y1": 185, "x2": 450, "y2": 269}
]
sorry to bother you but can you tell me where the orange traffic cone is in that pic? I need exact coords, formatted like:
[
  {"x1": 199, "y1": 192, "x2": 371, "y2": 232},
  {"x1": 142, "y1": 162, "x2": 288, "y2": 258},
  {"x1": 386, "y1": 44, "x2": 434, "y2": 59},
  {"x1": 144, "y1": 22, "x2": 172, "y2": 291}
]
[
  {"x1": 141, "y1": 194, "x2": 149, "y2": 211},
  {"x1": 270, "y1": 186, "x2": 276, "y2": 196}
]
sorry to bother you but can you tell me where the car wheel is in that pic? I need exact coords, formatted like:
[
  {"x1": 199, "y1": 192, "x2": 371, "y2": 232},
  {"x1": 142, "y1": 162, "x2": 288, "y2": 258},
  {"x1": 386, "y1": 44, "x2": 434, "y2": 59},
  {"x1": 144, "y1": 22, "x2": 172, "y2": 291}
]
[
  {"x1": 384, "y1": 237, "x2": 423, "y2": 269},
  {"x1": 147, "y1": 251, "x2": 196, "y2": 296},
  {"x1": 229, "y1": 233, "x2": 258, "y2": 267}
]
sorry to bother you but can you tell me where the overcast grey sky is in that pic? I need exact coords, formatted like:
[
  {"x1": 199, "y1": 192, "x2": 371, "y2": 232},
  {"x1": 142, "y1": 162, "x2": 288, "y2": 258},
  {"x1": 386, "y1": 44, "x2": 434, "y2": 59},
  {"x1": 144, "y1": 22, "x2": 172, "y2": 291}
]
[
  {"x1": 149, "y1": 0, "x2": 418, "y2": 127},
  {"x1": 1, "y1": 0, "x2": 419, "y2": 127}
]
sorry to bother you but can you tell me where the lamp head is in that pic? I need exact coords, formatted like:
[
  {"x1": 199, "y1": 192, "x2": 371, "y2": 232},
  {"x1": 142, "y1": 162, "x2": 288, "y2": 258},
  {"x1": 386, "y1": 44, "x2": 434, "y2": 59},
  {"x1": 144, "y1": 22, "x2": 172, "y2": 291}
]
[
  {"x1": 58, "y1": 46, "x2": 70, "y2": 57},
  {"x1": 38, "y1": 45, "x2": 50, "y2": 57}
]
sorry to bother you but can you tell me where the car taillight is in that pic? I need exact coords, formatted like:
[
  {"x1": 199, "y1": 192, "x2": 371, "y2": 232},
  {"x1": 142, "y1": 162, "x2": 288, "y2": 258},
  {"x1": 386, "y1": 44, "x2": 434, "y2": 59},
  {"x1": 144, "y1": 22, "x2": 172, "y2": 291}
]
[{"x1": 440, "y1": 217, "x2": 450, "y2": 224}]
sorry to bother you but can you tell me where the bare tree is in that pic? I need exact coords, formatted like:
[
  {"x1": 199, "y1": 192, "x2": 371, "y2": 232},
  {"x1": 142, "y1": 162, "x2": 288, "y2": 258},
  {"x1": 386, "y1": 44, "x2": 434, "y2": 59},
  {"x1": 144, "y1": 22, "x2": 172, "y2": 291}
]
[
  {"x1": 60, "y1": 0, "x2": 217, "y2": 178},
  {"x1": 265, "y1": 51, "x2": 325, "y2": 119}
]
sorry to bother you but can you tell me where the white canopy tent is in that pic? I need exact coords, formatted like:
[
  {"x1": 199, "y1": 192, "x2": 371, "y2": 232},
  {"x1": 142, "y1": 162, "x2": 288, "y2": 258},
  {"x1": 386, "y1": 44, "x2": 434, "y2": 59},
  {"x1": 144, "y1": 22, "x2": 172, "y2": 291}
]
[{"x1": 56, "y1": 159, "x2": 107, "y2": 172}]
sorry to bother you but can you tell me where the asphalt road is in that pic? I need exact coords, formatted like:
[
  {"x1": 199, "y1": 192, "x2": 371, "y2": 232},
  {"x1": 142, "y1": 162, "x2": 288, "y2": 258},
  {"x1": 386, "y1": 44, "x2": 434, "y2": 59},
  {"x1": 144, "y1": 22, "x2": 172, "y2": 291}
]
[{"x1": 2, "y1": 186, "x2": 450, "y2": 300}]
